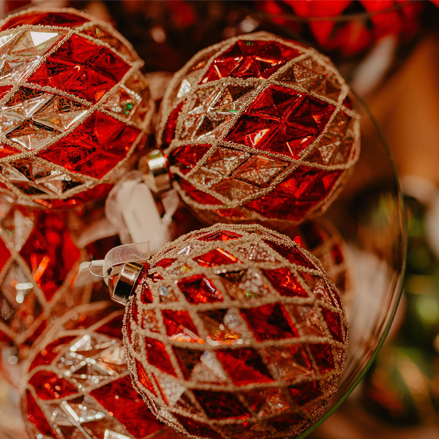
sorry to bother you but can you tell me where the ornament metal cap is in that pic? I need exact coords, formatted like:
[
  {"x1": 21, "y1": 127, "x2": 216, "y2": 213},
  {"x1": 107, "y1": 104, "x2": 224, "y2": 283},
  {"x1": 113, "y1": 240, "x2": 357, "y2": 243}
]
[
  {"x1": 108, "y1": 262, "x2": 145, "y2": 305},
  {"x1": 140, "y1": 149, "x2": 170, "y2": 193}
]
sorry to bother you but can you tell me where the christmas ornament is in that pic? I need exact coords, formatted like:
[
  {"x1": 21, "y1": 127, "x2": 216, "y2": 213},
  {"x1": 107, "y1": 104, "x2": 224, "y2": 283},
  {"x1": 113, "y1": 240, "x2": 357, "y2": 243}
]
[
  {"x1": 21, "y1": 301, "x2": 182, "y2": 439},
  {"x1": 0, "y1": 199, "x2": 88, "y2": 355},
  {"x1": 157, "y1": 32, "x2": 360, "y2": 230},
  {"x1": 122, "y1": 223, "x2": 348, "y2": 439},
  {"x1": 292, "y1": 219, "x2": 352, "y2": 299},
  {"x1": 255, "y1": 1, "x2": 422, "y2": 58},
  {"x1": 0, "y1": 7, "x2": 153, "y2": 209}
]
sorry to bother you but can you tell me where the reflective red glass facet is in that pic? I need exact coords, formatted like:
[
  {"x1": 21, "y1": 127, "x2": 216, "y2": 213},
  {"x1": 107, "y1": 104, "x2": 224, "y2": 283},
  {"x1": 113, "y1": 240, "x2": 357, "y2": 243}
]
[
  {"x1": 309, "y1": 343, "x2": 335, "y2": 373},
  {"x1": 164, "y1": 101, "x2": 184, "y2": 147},
  {"x1": 240, "y1": 303, "x2": 299, "y2": 341},
  {"x1": 199, "y1": 230, "x2": 242, "y2": 241},
  {"x1": 173, "y1": 414, "x2": 222, "y2": 439},
  {"x1": 194, "y1": 248, "x2": 241, "y2": 267},
  {"x1": 177, "y1": 274, "x2": 224, "y2": 303},
  {"x1": 288, "y1": 380, "x2": 323, "y2": 406},
  {"x1": 29, "y1": 370, "x2": 78, "y2": 400},
  {"x1": 95, "y1": 314, "x2": 124, "y2": 339},
  {"x1": 38, "y1": 112, "x2": 140, "y2": 179},
  {"x1": 0, "y1": 143, "x2": 21, "y2": 159},
  {"x1": 202, "y1": 40, "x2": 300, "y2": 83},
  {"x1": 225, "y1": 85, "x2": 335, "y2": 159},
  {"x1": 19, "y1": 212, "x2": 81, "y2": 301},
  {"x1": 169, "y1": 144, "x2": 211, "y2": 175},
  {"x1": 180, "y1": 179, "x2": 223, "y2": 205},
  {"x1": 145, "y1": 336, "x2": 177, "y2": 376},
  {"x1": 33, "y1": 184, "x2": 113, "y2": 209},
  {"x1": 136, "y1": 360, "x2": 157, "y2": 396},
  {"x1": 264, "y1": 344, "x2": 315, "y2": 382},
  {"x1": 265, "y1": 240, "x2": 316, "y2": 269},
  {"x1": 263, "y1": 268, "x2": 309, "y2": 297},
  {"x1": 90, "y1": 375, "x2": 164, "y2": 438},
  {"x1": 0, "y1": 237, "x2": 11, "y2": 272},
  {"x1": 29, "y1": 35, "x2": 130, "y2": 104},
  {"x1": 26, "y1": 390, "x2": 57, "y2": 438},
  {"x1": 162, "y1": 309, "x2": 201, "y2": 342},
  {"x1": 1, "y1": 11, "x2": 88, "y2": 30},
  {"x1": 216, "y1": 348, "x2": 274, "y2": 385},
  {"x1": 0, "y1": 85, "x2": 12, "y2": 99},
  {"x1": 156, "y1": 258, "x2": 177, "y2": 268},
  {"x1": 245, "y1": 166, "x2": 342, "y2": 220},
  {"x1": 193, "y1": 389, "x2": 251, "y2": 420},
  {"x1": 321, "y1": 308, "x2": 344, "y2": 342},
  {"x1": 29, "y1": 336, "x2": 76, "y2": 371},
  {"x1": 267, "y1": 412, "x2": 305, "y2": 432}
]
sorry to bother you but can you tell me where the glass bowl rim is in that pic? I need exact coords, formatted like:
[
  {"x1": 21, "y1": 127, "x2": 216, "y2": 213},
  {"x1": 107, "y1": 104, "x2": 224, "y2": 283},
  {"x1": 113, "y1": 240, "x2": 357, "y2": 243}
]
[{"x1": 297, "y1": 91, "x2": 408, "y2": 438}]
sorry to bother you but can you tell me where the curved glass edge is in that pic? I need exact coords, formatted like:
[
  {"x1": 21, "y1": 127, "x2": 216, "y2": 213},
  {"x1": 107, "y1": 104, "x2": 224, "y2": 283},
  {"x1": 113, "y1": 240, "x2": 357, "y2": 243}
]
[
  {"x1": 0, "y1": 3, "x2": 408, "y2": 439},
  {"x1": 296, "y1": 92, "x2": 408, "y2": 438}
]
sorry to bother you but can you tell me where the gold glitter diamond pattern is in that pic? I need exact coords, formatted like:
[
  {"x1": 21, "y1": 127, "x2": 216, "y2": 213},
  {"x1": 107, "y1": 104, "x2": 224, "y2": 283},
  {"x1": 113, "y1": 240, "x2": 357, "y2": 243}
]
[
  {"x1": 124, "y1": 224, "x2": 349, "y2": 439},
  {"x1": 21, "y1": 303, "x2": 179, "y2": 439},
  {"x1": 157, "y1": 32, "x2": 361, "y2": 229},
  {"x1": 0, "y1": 9, "x2": 154, "y2": 207}
]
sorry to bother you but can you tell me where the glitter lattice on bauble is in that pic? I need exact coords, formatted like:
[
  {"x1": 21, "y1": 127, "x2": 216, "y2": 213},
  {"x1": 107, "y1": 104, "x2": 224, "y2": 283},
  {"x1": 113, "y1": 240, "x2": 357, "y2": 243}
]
[
  {"x1": 0, "y1": 7, "x2": 153, "y2": 209},
  {"x1": 21, "y1": 301, "x2": 182, "y2": 439},
  {"x1": 157, "y1": 32, "x2": 360, "y2": 230},
  {"x1": 123, "y1": 224, "x2": 348, "y2": 439}
]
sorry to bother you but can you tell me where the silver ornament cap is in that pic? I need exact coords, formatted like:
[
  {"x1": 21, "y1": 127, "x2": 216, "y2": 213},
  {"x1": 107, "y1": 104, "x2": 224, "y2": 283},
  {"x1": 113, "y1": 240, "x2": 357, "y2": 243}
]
[{"x1": 108, "y1": 262, "x2": 145, "y2": 305}]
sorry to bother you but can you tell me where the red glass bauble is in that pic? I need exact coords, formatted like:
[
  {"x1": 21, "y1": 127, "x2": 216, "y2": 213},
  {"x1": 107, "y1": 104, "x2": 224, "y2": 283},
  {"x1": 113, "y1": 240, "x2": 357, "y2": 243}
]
[
  {"x1": 0, "y1": 7, "x2": 153, "y2": 209},
  {"x1": 256, "y1": 0, "x2": 423, "y2": 58},
  {"x1": 0, "y1": 200, "x2": 88, "y2": 353},
  {"x1": 157, "y1": 32, "x2": 360, "y2": 231},
  {"x1": 124, "y1": 224, "x2": 348, "y2": 439},
  {"x1": 21, "y1": 301, "x2": 182, "y2": 439}
]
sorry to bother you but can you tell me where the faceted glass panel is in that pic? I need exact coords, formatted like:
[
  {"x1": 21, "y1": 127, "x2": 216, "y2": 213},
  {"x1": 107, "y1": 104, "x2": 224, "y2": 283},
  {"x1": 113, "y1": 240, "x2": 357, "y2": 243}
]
[
  {"x1": 29, "y1": 35, "x2": 130, "y2": 104},
  {"x1": 225, "y1": 85, "x2": 335, "y2": 159},
  {"x1": 264, "y1": 344, "x2": 315, "y2": 382},
  {"x1": 202, "y1": 40, "x2": 300, "y2": 82},
  {"x1": 38, "y1": 112, "x2": 140, "y2": 179}
]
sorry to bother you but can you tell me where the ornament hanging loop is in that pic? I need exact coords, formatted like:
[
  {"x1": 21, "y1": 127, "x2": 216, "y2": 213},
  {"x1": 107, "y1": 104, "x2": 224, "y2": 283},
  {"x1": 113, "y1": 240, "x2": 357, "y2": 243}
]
[{"x1": 88, "y1": 261, "x2": 112, "y2": 280}]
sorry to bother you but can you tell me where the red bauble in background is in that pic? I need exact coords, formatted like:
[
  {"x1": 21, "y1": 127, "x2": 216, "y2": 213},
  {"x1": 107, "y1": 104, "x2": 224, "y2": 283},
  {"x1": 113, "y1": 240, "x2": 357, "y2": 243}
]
[
  {"x1": 292, "y1": 218, "x2": 352, "y2": 300},
  {"x1": 0, "y1": 199, "x2": 89, "y2": 355},
  {"x1": 0, "y1": 7, "x2": 153, "y2": 209},
  {"x1": 157, "y1": 32, "x2": 360, "y2": 231},
  {"x1": 255, "y1": 0, "x2": 423, "y2": 58},
  {"x1": 21, "y1": 301, "x2": 182, "y2": 439},
  {"x1": 124, "y1": 224, "x2": 348, "y2": 439}
]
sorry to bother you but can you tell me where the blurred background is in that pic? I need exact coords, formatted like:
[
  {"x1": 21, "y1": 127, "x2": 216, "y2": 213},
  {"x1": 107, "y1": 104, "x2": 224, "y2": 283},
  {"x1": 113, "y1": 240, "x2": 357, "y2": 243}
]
[{"x1": 1, "y1": 0, "x2": 439, "y2": 438}]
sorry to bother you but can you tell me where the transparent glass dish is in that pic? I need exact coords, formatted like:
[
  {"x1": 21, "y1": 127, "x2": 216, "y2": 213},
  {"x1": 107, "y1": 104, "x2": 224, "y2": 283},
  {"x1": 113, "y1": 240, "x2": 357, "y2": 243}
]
[
  {"x1": 297, "y1": 94, "x2": 406, "y2": 437},
  {"x1": 0, "y1": 3, "x2": 406, "y2": 437}
]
